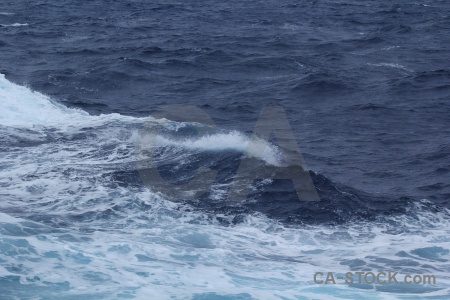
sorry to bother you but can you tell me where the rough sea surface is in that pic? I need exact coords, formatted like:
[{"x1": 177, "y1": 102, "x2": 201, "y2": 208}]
[{"x1": 0, "y1": 0, "x2": 449, "y2": 299}]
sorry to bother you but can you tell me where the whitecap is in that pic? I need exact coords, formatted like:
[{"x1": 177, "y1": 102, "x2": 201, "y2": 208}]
[
  {"x1": 0, "y1": 23, "x2": 28, "y2": 27},
  {"x1": 0, "y1": 73, "x2": 140, "y2": 128},
  {"x1": 154, "y1": 131, "x2": 281, "y2": 165}
]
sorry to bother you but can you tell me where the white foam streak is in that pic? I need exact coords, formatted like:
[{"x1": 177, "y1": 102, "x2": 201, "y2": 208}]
[
  {"x1": 156, "y1": 131, "x2": 281, "y2": 165},
  {"x1": 368, "y1": 62, "x2": 413, "y2": 72},
  {"x1": 0, "y1": 23, "x2": 28, "y2": 27}
]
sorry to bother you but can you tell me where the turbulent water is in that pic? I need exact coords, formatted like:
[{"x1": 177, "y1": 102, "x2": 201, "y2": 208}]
[{"x1": 1, "y1": 0, "x2": 450, "y2": 299}]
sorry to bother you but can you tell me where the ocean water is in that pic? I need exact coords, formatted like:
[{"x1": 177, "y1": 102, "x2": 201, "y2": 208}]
[{"x1": 1, "y1": 0, "x2": 450, "y2": 299}]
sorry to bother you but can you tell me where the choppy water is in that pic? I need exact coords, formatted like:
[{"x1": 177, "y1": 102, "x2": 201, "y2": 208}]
[{"x1": 0, "y1": 0, "x2": 449, "y2": 299}]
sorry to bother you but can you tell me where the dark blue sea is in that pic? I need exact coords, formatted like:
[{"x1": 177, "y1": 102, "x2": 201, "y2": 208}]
[{"x1": 0, "y1": 0, "x2": 449, "y2": 299}]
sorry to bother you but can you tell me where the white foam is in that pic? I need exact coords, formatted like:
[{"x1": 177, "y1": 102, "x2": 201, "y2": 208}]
[
  {"x1": 0, "y1": 206, "x2": 448, "y2": 299},
  {"x1": 380, "y1": 45, "x2": 400, "y2": 51},
  {"x1": 0, "y1": 74, "x2": 85, "y2": 127},
  {"x1": 368, "y1": 62, "x2": 412, "y2": 72},
  {"x1": 0, "y1": 212, "x2": 21, "y2": 223},
  {"x1": 0, "y1": 73, "x2": 140, "y2": 128},
  {"x1": 0, "y1": 23, "x2": 28, "y2": 27},
  {"x1": 154, "y1": 131, "x2": 281, "y2": 165}
]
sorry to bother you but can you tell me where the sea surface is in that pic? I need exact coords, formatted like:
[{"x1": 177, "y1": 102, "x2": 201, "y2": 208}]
[{"x1": 0, "y1": 0, "x2": 449, "y2": 299}]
